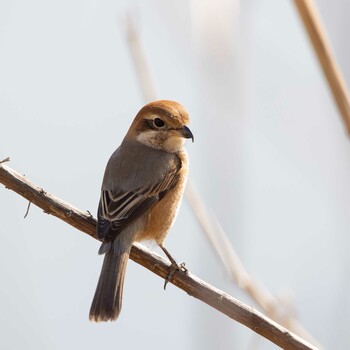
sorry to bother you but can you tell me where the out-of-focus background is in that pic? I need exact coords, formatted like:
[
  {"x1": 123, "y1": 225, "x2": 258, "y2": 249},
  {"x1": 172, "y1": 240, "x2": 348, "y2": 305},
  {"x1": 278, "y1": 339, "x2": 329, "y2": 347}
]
[{"x1": 1, "y1": 0, "x2": 350, "y2": 349}]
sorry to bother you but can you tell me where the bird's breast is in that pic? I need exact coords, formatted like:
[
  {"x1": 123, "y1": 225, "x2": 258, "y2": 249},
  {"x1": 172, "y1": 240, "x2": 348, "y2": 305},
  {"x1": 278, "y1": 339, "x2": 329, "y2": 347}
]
[{"x1": 136, "y1": 150, "x2": 189, "y2": 243}]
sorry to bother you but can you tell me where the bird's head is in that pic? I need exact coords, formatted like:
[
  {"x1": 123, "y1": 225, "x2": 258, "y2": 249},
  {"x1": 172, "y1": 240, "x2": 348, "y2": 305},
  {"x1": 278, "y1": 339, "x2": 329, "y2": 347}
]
[{"x1": 126, "y1": 100, "x2": 194, "y2": 153}]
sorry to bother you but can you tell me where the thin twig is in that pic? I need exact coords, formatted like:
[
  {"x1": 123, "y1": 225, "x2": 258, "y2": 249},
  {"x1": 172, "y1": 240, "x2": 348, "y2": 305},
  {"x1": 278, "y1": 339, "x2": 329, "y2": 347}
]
[
  {"x1": 0, "y1": 163, "x2": 318, "y2": 350},
  {"x1": 125, "y1": 15, "x2": 322, "y2": 349},
  {"x1": 0, "y1": 157, "x2": 10, "y2": 164},
  {"x1": 294, "y1": 0, "x2": 350, "y2": 135},
  {"x1": 24, "y1": 201, "x2": 31, "y2": 219}
]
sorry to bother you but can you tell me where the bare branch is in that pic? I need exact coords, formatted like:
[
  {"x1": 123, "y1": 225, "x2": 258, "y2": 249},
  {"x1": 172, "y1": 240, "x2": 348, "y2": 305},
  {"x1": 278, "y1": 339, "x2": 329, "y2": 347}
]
[
  {"x1": 0, "y1": 163, "x2": 98, "y2": 238},
  {"x1": 0, "y1": 163, "x2": 318, "y2": 349}
]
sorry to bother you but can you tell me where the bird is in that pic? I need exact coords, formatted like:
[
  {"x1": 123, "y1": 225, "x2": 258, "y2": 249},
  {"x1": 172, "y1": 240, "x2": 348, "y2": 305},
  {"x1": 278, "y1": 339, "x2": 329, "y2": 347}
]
[{"x1": 89, "y1": 100, "x2": 193, "y2": 322}]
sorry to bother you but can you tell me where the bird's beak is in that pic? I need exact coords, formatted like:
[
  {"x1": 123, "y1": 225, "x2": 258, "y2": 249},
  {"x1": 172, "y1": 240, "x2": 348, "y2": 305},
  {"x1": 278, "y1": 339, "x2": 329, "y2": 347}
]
[{"x1": 181, "y1": 125, "x2": 194, "y2": 143}]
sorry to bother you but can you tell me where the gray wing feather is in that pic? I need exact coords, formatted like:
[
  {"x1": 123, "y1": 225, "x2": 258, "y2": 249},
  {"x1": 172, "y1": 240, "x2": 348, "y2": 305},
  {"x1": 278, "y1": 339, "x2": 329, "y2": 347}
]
[{"x1": 97, "y1": 146, "x2": 180, "y2": 242}]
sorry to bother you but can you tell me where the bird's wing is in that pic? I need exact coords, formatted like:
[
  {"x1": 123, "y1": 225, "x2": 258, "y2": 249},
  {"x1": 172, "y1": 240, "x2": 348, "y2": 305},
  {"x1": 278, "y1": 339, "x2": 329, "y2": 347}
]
[{"x1": 97, "y1": 166, "x2": 180, "y2": 242}]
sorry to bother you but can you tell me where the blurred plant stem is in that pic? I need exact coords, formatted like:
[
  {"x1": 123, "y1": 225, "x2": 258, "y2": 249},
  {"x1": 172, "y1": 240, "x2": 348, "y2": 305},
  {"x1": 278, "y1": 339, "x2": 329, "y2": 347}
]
[{"x1": 294, "y1": 0, "x2": 350, "y2": 135}]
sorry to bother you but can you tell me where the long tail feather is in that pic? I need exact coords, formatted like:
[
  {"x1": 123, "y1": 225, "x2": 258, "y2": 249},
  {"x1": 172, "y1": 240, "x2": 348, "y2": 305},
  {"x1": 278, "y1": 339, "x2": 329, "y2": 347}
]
[{"x1": 89, "y1": 250, "x2": 129, "y2": 322}]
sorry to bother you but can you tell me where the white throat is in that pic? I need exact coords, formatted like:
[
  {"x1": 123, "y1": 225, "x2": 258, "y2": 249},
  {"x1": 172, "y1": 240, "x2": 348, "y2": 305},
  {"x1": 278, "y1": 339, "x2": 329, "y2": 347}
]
[{"x1": 137, "y1": 130, "x2": 185, "y2": 153}]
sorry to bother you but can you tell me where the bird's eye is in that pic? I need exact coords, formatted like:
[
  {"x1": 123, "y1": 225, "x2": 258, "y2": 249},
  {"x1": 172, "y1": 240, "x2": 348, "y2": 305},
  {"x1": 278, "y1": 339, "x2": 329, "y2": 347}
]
[{"x1": 153, "y1": 118, "x2": 165, "y2": 128}]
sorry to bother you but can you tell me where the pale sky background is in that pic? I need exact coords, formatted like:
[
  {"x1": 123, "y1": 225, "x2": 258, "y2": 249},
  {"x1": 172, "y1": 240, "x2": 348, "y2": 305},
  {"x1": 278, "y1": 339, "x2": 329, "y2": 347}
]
[{"x1": 1, "y1": 1, "x2": 350, "y2": 349}]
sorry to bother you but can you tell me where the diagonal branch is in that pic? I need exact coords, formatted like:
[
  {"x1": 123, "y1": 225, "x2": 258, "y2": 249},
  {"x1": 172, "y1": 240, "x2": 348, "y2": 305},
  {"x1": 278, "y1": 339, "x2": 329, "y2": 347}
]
[{"x1": 0, "y1": 162, "x2": 318, "y2": 350}]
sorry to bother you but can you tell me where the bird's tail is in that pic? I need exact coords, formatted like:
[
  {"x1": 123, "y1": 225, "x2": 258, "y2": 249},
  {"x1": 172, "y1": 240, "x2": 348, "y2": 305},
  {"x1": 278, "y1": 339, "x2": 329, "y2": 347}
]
[{"x1": 89, "y1": 249, "x2": 129, "y2": 322}]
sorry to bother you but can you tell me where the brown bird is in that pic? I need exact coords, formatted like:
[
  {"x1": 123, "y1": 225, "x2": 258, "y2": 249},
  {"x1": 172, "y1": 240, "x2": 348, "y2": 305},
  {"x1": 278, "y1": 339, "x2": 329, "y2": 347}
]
[{"x1": 89, "y1": 100, "x2": 193, "y2": 322}]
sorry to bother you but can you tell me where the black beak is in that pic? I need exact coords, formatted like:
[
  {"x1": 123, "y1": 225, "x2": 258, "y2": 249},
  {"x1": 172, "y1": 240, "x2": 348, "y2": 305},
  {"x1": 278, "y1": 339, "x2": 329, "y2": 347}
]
[{"x1": 181, "y1": 125, "x2": 194, "y2": 143}]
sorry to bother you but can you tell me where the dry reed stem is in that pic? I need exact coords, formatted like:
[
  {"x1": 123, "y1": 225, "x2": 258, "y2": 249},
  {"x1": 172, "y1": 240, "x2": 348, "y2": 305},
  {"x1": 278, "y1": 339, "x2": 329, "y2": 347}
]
[{"x1": 294, "y1": 0, "x2": 350, "y2": 135}]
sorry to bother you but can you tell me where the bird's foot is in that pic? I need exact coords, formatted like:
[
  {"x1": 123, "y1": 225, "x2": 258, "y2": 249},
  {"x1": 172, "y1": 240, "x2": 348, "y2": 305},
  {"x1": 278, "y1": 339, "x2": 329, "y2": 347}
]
[{"x1": 163, "y1": 262, "x2": 187, "y2": 290}]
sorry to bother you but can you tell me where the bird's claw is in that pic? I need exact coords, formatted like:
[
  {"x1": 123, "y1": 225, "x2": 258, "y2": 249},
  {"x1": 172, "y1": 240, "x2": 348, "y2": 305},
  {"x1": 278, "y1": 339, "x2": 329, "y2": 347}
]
[{"x1": 163, "y1": 262, "x2": 187, "y2": 290}]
